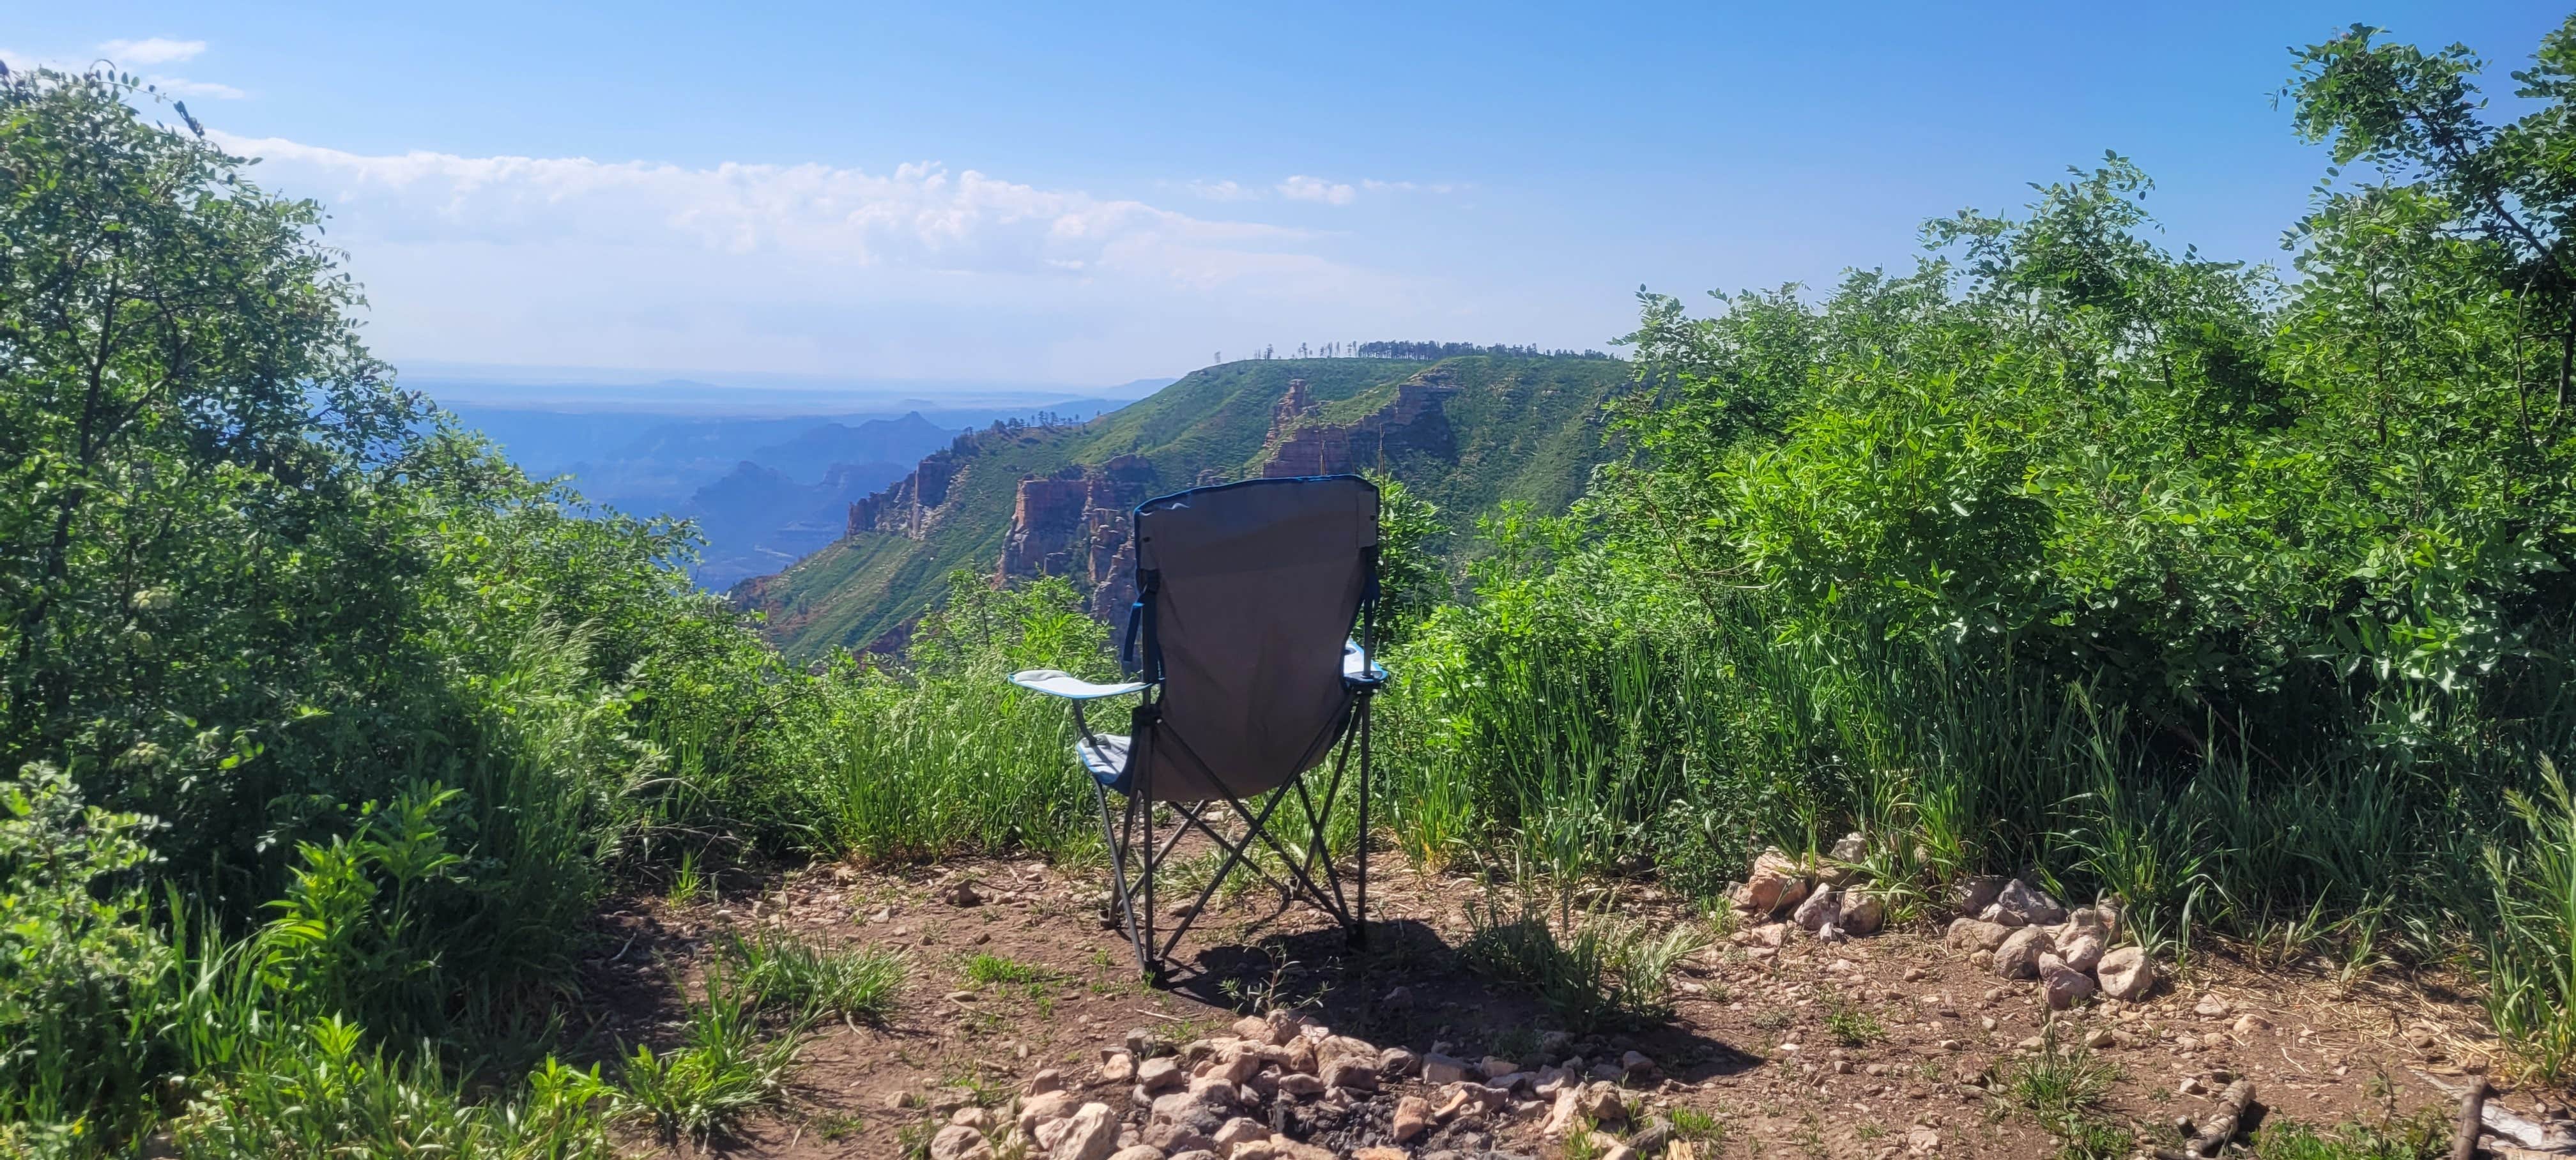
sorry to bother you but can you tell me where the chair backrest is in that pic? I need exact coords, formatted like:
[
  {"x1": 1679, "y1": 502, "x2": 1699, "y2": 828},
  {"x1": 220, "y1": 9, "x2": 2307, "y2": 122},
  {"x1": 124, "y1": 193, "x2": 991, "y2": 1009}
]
[{"x1": 1124, "y1": 475, "x2": 1377, "y2": 803}]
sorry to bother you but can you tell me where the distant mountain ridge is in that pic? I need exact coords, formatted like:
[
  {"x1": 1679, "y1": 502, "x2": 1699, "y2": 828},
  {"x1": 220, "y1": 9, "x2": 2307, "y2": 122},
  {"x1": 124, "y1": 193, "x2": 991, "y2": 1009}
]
[{"x1": 735, "y1": 354, "x2": 1632, "y2": 657}]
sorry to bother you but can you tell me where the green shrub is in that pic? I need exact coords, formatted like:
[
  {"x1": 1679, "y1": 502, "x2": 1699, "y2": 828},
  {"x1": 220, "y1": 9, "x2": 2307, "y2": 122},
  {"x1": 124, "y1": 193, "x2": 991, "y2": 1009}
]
[{"x1": 0, "y1": 765, "x2": 170, "y2": 1130}]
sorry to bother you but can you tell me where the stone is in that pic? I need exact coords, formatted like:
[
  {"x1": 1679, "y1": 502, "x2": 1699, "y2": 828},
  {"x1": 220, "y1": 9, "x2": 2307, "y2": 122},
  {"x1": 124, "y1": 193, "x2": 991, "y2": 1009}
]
[
  {"x1": 1099, "y1": 1050, "x2": 1135, "y2": 1084},
  {"x1": 1981, "y1": 878, "x2": 2067, "y2": 927},
  {"x1": 1126, "y1": 1028, "x2": 1176, "y2": 1058},
  {"x1": 2083, "y1": 1027, "x2": 2116, "y2": 1049},
  {"x1": 1319, "y1": 1057, "x2": 1378, "y2": 1091},
  {"x1": 1377, "y1": 1046, "x2": 1419, "y2": 1077},
  {"x1": 1211, "y1": 1117, "x2": 1267, "y2": 1149},
  {"x1": 2055, "y1": 929, "x2": 2106, "y2": 973},
  {"x1": 1478, "y1": 1055, "x2": 1521, "y2": 1081},
  {"x1": 1620, "y1": 1049, "x2": 1654, "y2": 1077},
  {"x1": 2042, "y1": 964, "x2": 2096, "y2": 1010},
  {"x1": 2234, "y1": 1014, "x2": 2273, "y2": 1036},
  {"x1": 1830, "y1": 831, "x2": 1867, "y2": 862},
  {"x1": 1021, "y1": 1090, "x2": 1079, "y2": 1134},
  {"x1": 1953, "y1": 875, "x2": 2009, "y2": 917},
  {"x1": 1793, "y1": 884, "x2": 1843, "y2": 933},
  {"x1": 1230, "y1": 1016, "x2": 1271, "y2": 1042},
  {"x1": 2096, "y1": 945, "x2": 2154, "y2": 1001},
  {"x1": 1393, "y1": 1095, "x2": 1435, "y2": 1142},
  {"x1": 1947, "y1": 917, "x2": 2012, "y2": 952},
  {"x1": 2194, "y1": 995, "x2": 2232, "y2": 1019},
  {"x1": 1968, "y1": 949, "x2": 1994, "y2": 971},
  {"x1": 1050, "y1": 1103, "x2": 1119, "y2": 1160},
  {"x1": 1421, "y1": 1052, "x2": 1471, "y2": 1085},
  {"x1": 1210, "y1": 1044, "x2": 1264, "y2": 1085},
  {"x1": 1994, "y1": 926, "x2": 2054, "y2": 979},
  {"x1": 1167, "y1": 1154, "x2": 1217, "y2": 1160},
  {"x1": 1578, "y1": 1081, "x2": 1627, "y2": 1124},
  {"x1": 1183, "y1": 1076, "x2": 1238, "y2": 1111},
  {"x1": 1353, "y1": 1150, "x2": 1409, "y2": 1160},
  {"x1": 1275, "y1": 1072, "x2": 1322, "y2": 1098},
  {"x1": 1841, "y1": 890, "x2": 1887, "y2": 936},
  {"x1": 1025, "y1": 1069, "x2": 1068, "y2": 1096},
  {"x1": 1907, "y1": 1126, "x2": 1940, "y2": 1155},
  {"x1": 1752, "y1": 922, "x2": 1789, "y2": 948},
  {"x1": 1107, "y1": 1148, "x2": 1163, "y2": 1160},
  {"x1": 1138, "y1": 1057, "x2": 1184, "y2": 1094},
  {"x1": 1539, "y1": 1088, "x2": 1584, "y2": 1138},
  {"x1": 2178, "y1": 1076, "x2": 2208, "y2": 1097},
  {"x1": 2094, "y1": 896, "x2": 2124, "y2": 940},
  {"x1": 1733, "y1": 848, "x2": 1810, "y2": 917},
  {"x1": 940, "y1": 880, "x2": 985, "y2": 906},
  {"x1": 931, "y1": 1124, "x2": 990, "y2": 1160}
]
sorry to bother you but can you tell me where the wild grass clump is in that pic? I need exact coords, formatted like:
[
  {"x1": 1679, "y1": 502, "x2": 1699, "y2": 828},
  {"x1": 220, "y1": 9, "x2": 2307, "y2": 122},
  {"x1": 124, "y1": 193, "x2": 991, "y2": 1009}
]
[
  {"x1": 724, "y1": 931, "x2": 906, "y2": 1025},
  {"x1": 1991, "y1": 1021, "x2": 2126, "y2": 1160},
  {"x1": 616, "y1": 966, "x2": 808, "y2": 1143},
  {"x1": 2483, "y1": 757, "x2": 2576, "y2": 1083},
  {"x1": 1459, "y1": 889, "x2": 1704, "y2": 1032},
  {"x1": 2250, "y1": 1111, "x2": 2449, "y2": 1160}
]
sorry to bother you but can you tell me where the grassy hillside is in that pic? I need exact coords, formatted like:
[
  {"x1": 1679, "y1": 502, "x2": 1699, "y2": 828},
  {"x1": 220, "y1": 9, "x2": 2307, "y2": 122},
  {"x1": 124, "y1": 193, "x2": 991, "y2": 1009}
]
[{"x1": 740, "y1": 355, "x2": 1630, "y2": 657}]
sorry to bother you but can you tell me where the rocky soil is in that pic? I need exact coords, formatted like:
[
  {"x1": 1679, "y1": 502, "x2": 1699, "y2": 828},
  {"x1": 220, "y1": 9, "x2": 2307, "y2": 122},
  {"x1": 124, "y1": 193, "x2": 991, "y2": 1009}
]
[{"x1": 579, "y1": 850, "x2": 2552, "y2": 1160}]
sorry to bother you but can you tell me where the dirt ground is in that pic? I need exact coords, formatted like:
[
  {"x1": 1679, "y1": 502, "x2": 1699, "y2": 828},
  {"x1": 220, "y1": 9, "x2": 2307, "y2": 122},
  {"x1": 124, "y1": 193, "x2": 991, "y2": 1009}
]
[{"x1": 572, "y1": 851, "x2": 2533, "y2": 1160}]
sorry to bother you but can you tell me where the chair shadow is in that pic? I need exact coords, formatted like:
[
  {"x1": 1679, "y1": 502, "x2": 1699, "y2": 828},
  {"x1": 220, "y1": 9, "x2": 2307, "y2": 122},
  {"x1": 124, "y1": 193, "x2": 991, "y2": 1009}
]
[{"x1": 1151, "y1": 915, "x2": 1763, "y2": 1084}]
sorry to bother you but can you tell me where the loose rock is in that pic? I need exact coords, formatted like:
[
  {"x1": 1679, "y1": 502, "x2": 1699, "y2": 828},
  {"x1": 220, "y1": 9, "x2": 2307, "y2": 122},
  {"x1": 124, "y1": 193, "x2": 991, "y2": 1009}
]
[
  {"x1": 1994, "y1": 926, "x2": 2054, "y2": 979},
  {"x1": 2096, "y1": 945, "x2": 2155, "y2": 1001}
]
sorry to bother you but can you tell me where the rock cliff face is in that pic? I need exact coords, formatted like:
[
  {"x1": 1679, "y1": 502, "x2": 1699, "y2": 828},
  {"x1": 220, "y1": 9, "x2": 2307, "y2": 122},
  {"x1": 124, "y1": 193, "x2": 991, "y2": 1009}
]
[
  {"x1": 847, "y1": 436, "x2": 970, "y2": 538},
  {"x1": 1258, "y1": 371, "x2": 1459, "y2": 478},
  {"x1": 994, "y1": 455, "x2": 1156, "y2": 617}
]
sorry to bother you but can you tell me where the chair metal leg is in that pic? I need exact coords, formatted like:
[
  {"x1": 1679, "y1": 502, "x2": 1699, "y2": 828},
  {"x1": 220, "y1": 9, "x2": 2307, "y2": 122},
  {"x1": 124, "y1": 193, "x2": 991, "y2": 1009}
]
[{"x1": 1353, "y1": 691, "x2": 1371, "y2": 947}]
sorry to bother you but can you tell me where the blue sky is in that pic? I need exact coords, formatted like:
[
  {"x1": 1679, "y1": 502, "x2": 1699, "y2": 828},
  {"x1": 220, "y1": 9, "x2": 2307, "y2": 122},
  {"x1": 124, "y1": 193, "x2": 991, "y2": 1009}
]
[{"x1": 11, "y1": 3, "x2": 2563, "y2": 388}]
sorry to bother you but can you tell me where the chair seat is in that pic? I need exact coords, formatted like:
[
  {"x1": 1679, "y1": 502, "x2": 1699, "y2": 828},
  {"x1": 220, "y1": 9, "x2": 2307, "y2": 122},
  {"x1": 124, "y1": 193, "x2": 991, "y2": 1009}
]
[{"x1": 1077, "y1": 733, "x2": 1131, "y2": 789}]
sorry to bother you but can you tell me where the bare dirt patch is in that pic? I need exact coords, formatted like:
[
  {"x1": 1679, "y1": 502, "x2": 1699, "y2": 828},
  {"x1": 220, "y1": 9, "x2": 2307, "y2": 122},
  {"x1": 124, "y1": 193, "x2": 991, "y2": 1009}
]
[{"x1": 581, "y1": 857, "x2": 2530, "y2": 1159}]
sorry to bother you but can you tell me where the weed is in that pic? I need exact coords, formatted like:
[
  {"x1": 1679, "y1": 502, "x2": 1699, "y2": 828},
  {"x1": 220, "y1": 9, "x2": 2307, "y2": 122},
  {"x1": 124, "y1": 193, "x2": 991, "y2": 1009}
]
[
  {"x1": 668, "y1": 847, "x2": 707, "y2": 906},
  {"x1": 1671, "y1": 1105, "x2": 1725, "y2": 1145},
  {"x1": 1822, "y1": 999, "x2": 1886, "y2": 1047},
  {"x1": 725, "y1": 931, "x2": 905, "y2": 1025},
  {"x1": 810, "y1": 1110, "x2": 865, "y2": 1141},
  {"x1": 2250, "y1": 1110, "x2": 2449, "y2": 1160},
  {"x1": 1460, "y1": 889, "x2": 1706, "y2": 1031},
  {"x1": 965, "y1": 954, "x2": 1052, "y2": 987},
  {"x1": 615, "y1": 966, "x2": 808, "y2": 1141}
]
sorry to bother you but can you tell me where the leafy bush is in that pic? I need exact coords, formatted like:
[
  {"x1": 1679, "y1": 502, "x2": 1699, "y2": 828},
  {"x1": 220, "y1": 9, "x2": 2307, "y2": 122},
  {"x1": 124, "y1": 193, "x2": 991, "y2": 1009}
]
[{"x1": 0, "y1": 765, "x2": 168, "y2": 1129}]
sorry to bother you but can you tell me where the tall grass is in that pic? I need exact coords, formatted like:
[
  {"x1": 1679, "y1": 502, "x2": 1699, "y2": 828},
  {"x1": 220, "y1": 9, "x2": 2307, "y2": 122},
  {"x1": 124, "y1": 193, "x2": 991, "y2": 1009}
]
[
  {"x1": 2485, "y1": 758, "x2": 2576, "y2": 1083},
  {"x1": 1386, "y1": 588, "x2": 2576, "y2": 976}
]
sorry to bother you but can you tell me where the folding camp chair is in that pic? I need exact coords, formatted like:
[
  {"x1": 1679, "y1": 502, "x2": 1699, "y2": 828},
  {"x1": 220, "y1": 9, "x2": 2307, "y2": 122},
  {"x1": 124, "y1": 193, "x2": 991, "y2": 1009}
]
[{"x1": 1007, "y1": 475, "x2": 1388, "y2": 979}]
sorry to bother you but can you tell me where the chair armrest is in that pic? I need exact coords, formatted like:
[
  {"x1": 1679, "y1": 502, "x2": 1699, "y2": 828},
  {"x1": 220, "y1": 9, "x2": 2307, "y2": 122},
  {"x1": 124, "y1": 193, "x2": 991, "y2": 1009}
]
[
  {"x1": 1343, "y1": 641, "x2": 1390, "y2": 687},
  {"x1": 1008, "y1": 669, "x2": 1152, "y2": 699}
]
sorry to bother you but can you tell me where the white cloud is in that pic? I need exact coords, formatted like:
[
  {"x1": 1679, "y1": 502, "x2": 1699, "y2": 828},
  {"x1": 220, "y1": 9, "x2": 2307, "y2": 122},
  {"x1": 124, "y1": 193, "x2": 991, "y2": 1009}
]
[
  {"x1": 148, "y1": 76, "x2": 245, "y2": 100},
  {"x1": 98, "y1": 38, "x2": 206, "y2": 66},
  {"x1": 1187, "y1": 179, "x2": 1257, "y2": 202},
  {"x1": 1276, "y1": 174, "x2": 1356, "y2": 206},
  {"x1": 1362, "y1": 178, "x2": 1459, "y2": 195},
  {"x1": 217, "y1": 134, "x2": 1317, "y2": 282},
  {"x1": 201, "y1": 134, "x2": 1457, "y2": 379}
]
